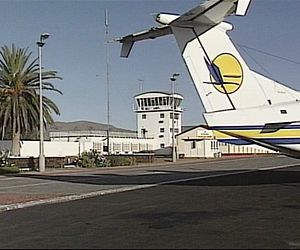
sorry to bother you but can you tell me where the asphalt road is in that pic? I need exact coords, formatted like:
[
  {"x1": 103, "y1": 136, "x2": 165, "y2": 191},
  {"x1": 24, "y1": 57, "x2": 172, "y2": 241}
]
[{"x1": 0, "y1": 156, "x2": 299, "y2": 249}]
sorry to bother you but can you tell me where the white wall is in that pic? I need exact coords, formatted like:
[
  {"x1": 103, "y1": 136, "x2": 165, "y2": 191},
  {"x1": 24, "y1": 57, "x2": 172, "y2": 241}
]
[
  {"x1": 218, "y1": 142, "x2": 275, "y2": 155},
  {"x1": 1, "y1": 136, "x2": 155, "y2": 157},
  {"x1": 178, "y1": 139, "x2": 220, "y2": 158},
  {"x1": 19, "y1": 141, "x2": 79, "y2": 157}
]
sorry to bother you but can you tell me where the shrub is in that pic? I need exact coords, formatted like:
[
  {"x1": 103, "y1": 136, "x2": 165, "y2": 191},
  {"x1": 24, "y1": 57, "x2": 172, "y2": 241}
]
[
  {"x1": 107, "y1": 155, "x2": 136, "y2": 167},
  {"x1": 0, "y1": 150, "x2": 19, "y2": 174},
  {"x1": 74, "y1": 151, "x2": 137, "y2": 168},
  {"x1": 75, "y1": 150, "x2": 110, "y2": 168},
  {"x1": 0, "y1": 166, "x2": 20, "y2": 175},
  {"x1": 0, "y1": 150, "x2": 10, "y2": 167}
]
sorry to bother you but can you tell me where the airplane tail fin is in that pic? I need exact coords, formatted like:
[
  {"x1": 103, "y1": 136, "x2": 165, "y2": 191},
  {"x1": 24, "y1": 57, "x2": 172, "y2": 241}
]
[
  {"x1": 117, "y1": 0, "x2": 300, "y2": 157},
  {"x1": 171, "y1": 22, "x2": 299, "y2": 115},
  {"x1": 117, "y1": 0, "x2": 300, "y2": 126}
]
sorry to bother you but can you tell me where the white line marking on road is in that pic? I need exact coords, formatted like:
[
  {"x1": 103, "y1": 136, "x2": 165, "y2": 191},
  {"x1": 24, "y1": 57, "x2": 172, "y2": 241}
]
[{"x1": 259, "y1": 163, "x2": 299, "y2": 171}]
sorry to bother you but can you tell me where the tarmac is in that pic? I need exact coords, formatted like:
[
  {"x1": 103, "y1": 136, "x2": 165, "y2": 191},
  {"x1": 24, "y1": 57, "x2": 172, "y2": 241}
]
[
  {"x1": 0, "y1": 157, "x2": 217, "y2": 213},
  {"x1": 0, "y1": 154, "x2": 288, "y2": 213}
]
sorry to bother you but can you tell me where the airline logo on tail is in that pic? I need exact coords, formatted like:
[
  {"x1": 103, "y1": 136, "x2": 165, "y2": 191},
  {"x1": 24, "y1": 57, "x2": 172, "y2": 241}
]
[{"x1": 205, "y1": 53, "x2": 243, "y2": 94}]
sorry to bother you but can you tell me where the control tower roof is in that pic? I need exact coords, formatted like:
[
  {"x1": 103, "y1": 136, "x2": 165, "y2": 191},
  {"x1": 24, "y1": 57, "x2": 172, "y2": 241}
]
[{"x1": 134, "y1": 91, "x2": 183, "y2": 100}]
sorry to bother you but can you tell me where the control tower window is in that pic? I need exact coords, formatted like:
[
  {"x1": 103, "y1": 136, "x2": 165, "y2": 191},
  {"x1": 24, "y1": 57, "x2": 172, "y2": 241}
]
[
  {"x1": 159, "y1": 97, "x2": 163, "y2": 105},
  {"x1": 162, "y1": 97, "x2": 167, "y2": 105},
  {"x1": 151, "y1": 98, "x2": 155, "y2": 106},
  {"x1": 147, "y1": 98, "x2": 151, "y2": 106}
]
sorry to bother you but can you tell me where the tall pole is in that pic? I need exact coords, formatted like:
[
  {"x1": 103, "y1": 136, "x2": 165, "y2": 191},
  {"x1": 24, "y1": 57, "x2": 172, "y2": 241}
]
[
  {"x1": 138, "y1": 79, "x2": 144, "y2": 93},
  {"x1": 105, "y1": 8, "x2": 110, "y2": 155},
  {"x1": 37, "y1": 33, "x2": 50, "y2": 172},
  {"x1": 170, "y1": 73, "x2": 180, "y2": 163}
]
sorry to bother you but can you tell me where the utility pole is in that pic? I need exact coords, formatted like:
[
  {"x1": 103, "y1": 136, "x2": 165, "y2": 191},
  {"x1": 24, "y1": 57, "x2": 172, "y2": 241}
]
[
  {"x1": 105, "y1": 8, "x2": 110, "y2": 155},
  {"x1": 138, "y1": 79, "x2": 144, "y2": 93}
]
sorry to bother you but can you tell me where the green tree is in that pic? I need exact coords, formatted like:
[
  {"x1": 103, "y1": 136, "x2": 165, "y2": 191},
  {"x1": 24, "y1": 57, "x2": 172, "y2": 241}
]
[{"x1": 0, "y1": 44, "x2": 62, "y2": 156}]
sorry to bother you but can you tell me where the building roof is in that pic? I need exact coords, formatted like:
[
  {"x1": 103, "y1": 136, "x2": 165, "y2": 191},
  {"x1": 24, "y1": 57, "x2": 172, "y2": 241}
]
[
  {"x1": 49, "y1": 121, "x2": 136, "y2": 133},
  {"x1": 134, "y1": 91, "x2": 183, "y2": 99},
  {"x1": 177, "y1": 125, "x2": 209, "y2": 136}
]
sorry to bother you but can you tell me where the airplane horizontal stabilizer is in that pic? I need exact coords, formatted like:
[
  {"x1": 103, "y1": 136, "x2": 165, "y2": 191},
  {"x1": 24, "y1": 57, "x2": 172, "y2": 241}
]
[
  {"x1": 236, "y1": 0, "x2": 251, "y2": 16},
  {"x1": 170, "y1": 0, "x2": 250, "y2": 27},
  {"x1": 117, "y1": 0, "x2": 252, "y2": 57},
  {"x1": 118, "y1": 26, "x2": 172, "y2": 58}
]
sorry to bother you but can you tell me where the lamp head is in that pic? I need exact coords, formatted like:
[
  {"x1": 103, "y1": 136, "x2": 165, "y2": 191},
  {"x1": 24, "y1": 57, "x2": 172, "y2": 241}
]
[
  {"x1": 170, "y1": 73, "x2": 180, "y2": 81},
  {"x1": 40, "y1": 33, "x2": 50, "y2": 41}
]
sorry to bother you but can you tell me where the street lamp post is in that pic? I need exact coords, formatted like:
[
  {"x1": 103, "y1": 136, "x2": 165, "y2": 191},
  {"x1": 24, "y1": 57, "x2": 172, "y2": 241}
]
[
  {"x1": 37, "y1": 33, "x2": 50, "y2": 172},
  {"x1": 170, "y1": 73, "x2": 180, "y2": 163}
]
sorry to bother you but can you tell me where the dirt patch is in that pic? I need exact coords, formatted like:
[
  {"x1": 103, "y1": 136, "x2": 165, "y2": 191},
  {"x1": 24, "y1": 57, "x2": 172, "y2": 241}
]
[{"x1": 0, "y1": 193, "x2": 56, "y2": 205}]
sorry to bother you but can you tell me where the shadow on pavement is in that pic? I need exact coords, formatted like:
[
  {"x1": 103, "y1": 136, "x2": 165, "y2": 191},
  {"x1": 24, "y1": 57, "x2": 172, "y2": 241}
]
[{"x1": 11, "y1": 167, "x2": 300, "y2": 187}]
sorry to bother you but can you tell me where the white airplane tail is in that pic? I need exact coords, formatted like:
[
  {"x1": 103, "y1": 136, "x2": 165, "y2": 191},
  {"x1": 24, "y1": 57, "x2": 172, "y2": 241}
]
[
  {"x1": 118, "y1": 0, "x2": 300, "y2": 157},
  {"x1": 171, "y1": 22, "x2": 300, "y2": 115},
  {"x1": 118, "y1": 0, "x2": 299, "y2": 124}
]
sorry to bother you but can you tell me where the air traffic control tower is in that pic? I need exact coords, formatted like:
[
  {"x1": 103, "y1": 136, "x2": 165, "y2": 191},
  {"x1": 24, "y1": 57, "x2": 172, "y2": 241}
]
[{"x1": 134, "y1": 91, "x2": 184, "y2": 150}]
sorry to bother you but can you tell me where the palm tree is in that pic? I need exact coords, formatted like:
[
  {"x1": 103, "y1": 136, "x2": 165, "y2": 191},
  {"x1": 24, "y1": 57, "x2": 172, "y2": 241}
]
[{"x1": 0, "y1": 44, "x2": 62, "y2": 156}]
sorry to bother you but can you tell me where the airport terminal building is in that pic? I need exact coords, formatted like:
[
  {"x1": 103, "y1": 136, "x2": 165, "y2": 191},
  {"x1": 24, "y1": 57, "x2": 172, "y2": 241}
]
[{"x1": 0, "y1": 91, "x2": 276, "y2": 158}]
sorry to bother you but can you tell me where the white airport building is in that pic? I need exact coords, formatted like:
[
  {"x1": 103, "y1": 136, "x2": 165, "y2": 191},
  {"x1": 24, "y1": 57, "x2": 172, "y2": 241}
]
[
  {"x1": 0, "y1": 92, "x2": 276, "y2": 159},
  {"x1": 176, "y1": 126, "x2": 220, "y2": 158},
  {"x1": 48, "y1": 121, "x2": 154, "y2": 156},
  {"x1": 177, "y1": 125, "x2": 275, "y2": 159},
  {"x1": 134, "y1": 91, "x2": 183, "y2": 152}
]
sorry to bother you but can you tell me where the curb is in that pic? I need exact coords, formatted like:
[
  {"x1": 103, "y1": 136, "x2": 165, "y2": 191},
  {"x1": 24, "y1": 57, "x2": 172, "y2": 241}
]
[{"x1": 0, "y1": 184, "x2": 154, "y2": 213}]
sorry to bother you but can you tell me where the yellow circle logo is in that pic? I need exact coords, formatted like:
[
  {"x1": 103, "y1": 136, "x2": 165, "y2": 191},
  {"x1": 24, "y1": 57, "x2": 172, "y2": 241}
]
[{"x1": 209, "y1": 53, "x2": 243, "y2": 94}]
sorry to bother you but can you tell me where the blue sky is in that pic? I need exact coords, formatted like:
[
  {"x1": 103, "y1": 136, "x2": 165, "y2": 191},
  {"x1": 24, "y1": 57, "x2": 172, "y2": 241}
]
[{"x1": 1, "y1": 0, "x2": 300, "y2": 130}]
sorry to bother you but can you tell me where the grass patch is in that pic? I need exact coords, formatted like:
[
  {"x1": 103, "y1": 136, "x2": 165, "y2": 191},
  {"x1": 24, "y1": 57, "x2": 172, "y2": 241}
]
[{"x1": 0, "y1": 166, "x2": 20, "y2": 175}]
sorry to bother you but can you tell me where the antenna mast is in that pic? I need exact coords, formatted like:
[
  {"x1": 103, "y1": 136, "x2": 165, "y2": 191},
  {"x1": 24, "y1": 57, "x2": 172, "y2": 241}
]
[{"x1": 105, "y1": 8, "x2": 110, "y2": 155}]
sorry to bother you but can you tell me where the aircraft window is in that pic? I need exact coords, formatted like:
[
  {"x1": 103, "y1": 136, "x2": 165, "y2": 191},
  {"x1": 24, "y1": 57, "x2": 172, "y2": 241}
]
[{"x1": 280, "y1": 110, "x2": 287, "y2": 114}]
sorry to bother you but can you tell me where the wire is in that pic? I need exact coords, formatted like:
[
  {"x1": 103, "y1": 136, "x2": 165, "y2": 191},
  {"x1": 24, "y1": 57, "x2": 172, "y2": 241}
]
[
  {"x1": 237, "y1": 43, "x2": 300, "y2": 65},
  {"x1": 238, "y1": 45, "x2": 273, "y2": 78}
]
